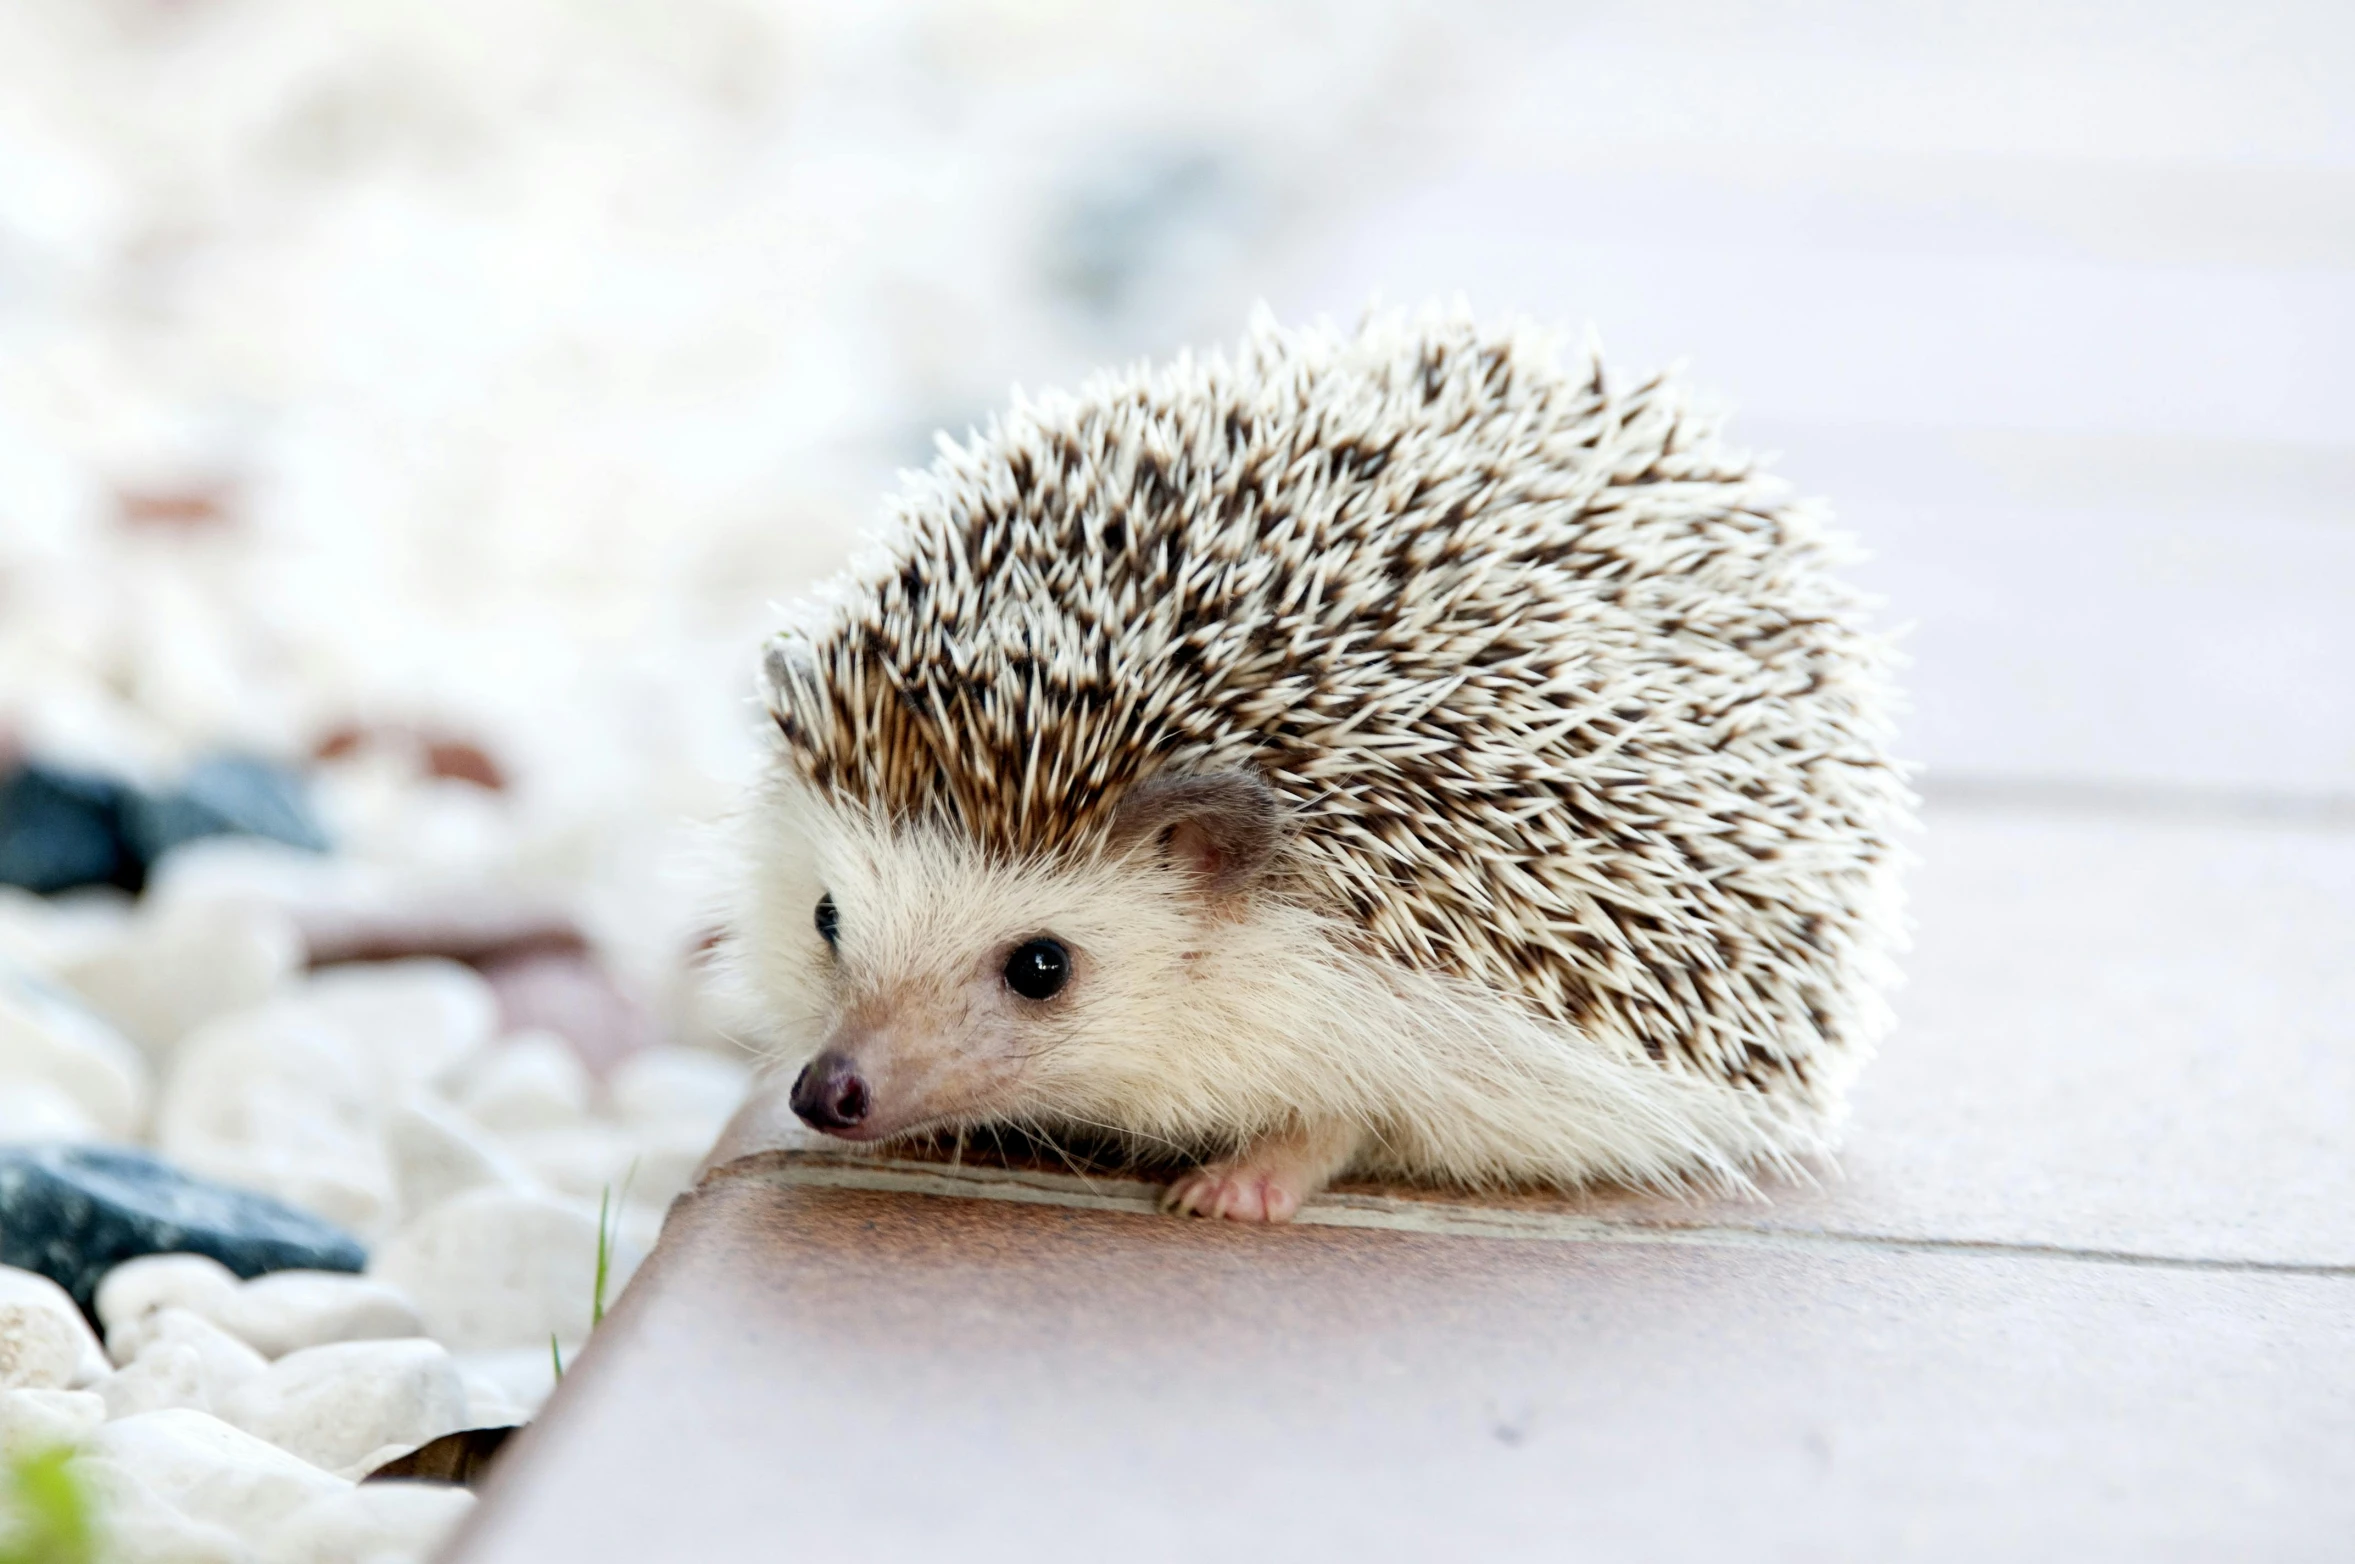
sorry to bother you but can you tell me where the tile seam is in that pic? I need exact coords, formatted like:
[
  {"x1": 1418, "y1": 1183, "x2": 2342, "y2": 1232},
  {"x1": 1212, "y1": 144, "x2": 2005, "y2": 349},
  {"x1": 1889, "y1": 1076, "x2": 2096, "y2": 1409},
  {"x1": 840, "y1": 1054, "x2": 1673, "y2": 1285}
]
[{"x1": 723, "y1": 1156, "x2": 2355, "y2": 1279}]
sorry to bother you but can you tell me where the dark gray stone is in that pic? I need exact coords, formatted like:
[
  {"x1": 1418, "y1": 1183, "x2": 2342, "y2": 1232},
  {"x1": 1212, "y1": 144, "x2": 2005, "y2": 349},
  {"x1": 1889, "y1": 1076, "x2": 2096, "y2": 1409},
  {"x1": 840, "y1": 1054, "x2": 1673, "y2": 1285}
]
[
  {"x1": 0, "y1": 753, "x2": 328, "y2": 898},
  {"x1": 0, "y1": 1145, "x2": 365, "y2": 1316},
  {"x1": 0, "y1": 764, "x2": 136, "y2": 894},
  {"x1": 123, "y1": 754, "x2": 329, "y2": 863}
]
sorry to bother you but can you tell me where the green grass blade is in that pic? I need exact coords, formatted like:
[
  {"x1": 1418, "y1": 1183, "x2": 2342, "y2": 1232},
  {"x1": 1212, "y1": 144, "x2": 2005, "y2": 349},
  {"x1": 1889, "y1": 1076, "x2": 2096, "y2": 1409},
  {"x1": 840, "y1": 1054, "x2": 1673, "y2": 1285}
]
[
  {"x1": 592, "y1": 1184, "x2": 612, "y2": 1330},
  {"x1": 0, "y1": 1446, "x2": 97, "y2": 1564},
  {"x1": 590, "y1": 1160, "x2": 638, "y2": 1331}
]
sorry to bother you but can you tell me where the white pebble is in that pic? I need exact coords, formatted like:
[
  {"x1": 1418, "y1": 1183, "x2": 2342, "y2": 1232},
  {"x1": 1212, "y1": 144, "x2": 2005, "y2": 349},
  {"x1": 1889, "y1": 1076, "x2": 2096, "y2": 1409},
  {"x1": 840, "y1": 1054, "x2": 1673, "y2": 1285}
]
[
  {"x1": 59, "y1": 900, "x2": 303, "y2": 1061},
  {"x1": 449, "y1": 1347, "x2": 560, "y2": 1420},
  {"x1": 607, "y1": 1046, "x2": 752, "y2": 1137},
  {"x1": 384, "y1": 1095, "x2": 536, "y2": 1221},
  {"x1": 259, "y1": 1479, "x2": 476, "y2": 1564},
  {"x1": 0, "y1": 956, "x2": 151, "y2": 1139},
  {"x1": 223, "y1": 1273, "x2": 424, "y2": 1360},
  {"x1": 0, "y1": 886, "x2": 69, "y2": 974},
  {"x1": 369, "y1": 1188, "x2": 627, "y2": 1351},
  {"x1": 0, "y1": 884, "x2": 132, "y2": 977},
  {"x1": 0, "y1": 1265, "x2": 108, "y2": 1391},
  {"x1": 0, "y1": 1386, "x2": 105, "y2": 1460},
  {"x1": 156, "y1": 1003, "x2": 396, "y2": 1237},
  {"x1": 457, "y1": 1370, "x2": 526, "y2": 1428},
  {"x1": 293, "y1": 959, "x2": 500, "y2": 1096},
  {"x1": 84, "y1": 1409, "x2": 349, "y2": 1544},
  {"x1": 498, "y1": 1120, "x2": 638, "y2": 1202},
  {"x1": 67, "y1": 1457, "x2": 252, "y2": 1564},
  {"x1": 95, "y1": 1335, "x2": 192, "y2": 1418},
  {"x1": 101, "y1": 1342, "x2": 213, "y2": 1421},
  {"x1": 101, "y1": 1260, "x2": 424, "y2": 1365},
  {"x1": 99, "y1": 1256, "x2": 242, "y2": 1363},
  {"x1": 455, "y1": 1031, "x2": 591, "y2": 1132},
  {"x1": 101, "y1": 1310, "x2": 268, "y2": 1421},
  {"x1": 0, "y1": 1077, "x2": 104, "y2": 1141},
  {"x1": 220, "y1": 1338, "x2": 467, "y2": 1477},
  {"x1": 142, "y1": 837, "x2": 358, "y2": 923}
]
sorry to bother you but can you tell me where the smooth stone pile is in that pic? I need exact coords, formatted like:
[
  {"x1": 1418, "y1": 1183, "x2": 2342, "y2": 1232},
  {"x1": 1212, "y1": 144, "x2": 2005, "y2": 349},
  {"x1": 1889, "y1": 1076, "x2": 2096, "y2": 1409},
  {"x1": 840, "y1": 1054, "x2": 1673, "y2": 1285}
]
[{"x1": 0, "y1": 844, "x2": 758, "y2": 1563}]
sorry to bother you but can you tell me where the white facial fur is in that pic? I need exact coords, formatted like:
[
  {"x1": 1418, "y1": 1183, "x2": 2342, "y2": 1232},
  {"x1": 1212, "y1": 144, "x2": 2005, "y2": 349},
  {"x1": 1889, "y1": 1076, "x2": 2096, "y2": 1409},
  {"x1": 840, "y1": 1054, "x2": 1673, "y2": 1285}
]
[
  {"x1": 733, "y1": 773, "x2": 1835, "y2": 1194},
  {"x1": 738, "y1": 775, "x2": 1266, "y2": 1148}
]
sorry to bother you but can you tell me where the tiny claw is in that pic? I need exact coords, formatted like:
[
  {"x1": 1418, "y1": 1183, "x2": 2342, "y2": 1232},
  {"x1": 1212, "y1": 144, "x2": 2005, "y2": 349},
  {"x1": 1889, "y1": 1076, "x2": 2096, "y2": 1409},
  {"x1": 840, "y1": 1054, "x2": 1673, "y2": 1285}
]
[
  {"x1": 1163, "y1": 1166, "x2": 1287, "y2": 1225},
  {"x1": 1162, "y1": 1123, "x2": 1356, "y2": 1225}
]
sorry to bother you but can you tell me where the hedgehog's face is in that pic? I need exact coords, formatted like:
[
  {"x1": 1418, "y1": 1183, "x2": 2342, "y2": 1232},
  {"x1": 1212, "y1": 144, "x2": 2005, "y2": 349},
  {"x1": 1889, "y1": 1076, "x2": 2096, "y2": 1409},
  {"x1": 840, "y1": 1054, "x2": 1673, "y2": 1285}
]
[{"x1": 741, "y1": 773, "x2": 1291, "y2": 1147}]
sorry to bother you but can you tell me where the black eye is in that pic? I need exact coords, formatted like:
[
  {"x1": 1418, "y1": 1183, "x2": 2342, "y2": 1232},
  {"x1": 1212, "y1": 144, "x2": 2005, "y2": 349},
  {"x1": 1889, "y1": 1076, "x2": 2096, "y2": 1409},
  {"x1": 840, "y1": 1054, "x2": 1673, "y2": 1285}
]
[
  {"x1": 1003, "y1": 937, "x2": 1069, "y2": 1001},
  {"x1": 814, "y1": 894, "x2": 839, "y2": 948}
]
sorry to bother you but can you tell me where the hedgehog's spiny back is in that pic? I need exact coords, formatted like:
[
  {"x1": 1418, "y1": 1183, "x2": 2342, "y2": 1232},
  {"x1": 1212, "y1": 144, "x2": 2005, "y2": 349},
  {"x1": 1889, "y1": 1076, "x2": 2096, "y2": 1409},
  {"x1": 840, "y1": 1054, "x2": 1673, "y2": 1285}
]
[{"x1": 768, "y1": 312, "x2": 1911, "y2": 1100}]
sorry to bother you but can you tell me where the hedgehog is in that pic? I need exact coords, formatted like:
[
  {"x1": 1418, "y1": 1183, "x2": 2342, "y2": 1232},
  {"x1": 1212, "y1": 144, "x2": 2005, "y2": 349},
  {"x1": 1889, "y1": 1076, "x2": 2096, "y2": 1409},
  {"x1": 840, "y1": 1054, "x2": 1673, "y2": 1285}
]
[{"x1": 731, "y1": 307, "x2": 1911, "y2": 1224}]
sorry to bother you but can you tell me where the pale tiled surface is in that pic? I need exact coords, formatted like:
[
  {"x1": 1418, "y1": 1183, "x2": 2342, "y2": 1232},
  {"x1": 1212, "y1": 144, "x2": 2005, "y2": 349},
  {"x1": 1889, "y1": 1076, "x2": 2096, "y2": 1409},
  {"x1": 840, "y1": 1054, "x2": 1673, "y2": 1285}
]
[
  {"x1": 449, "y1": 1183, "x2": 2355, "y2": 1564},
  {"x1": 1805, "y1": 811, "x2": 2355, "y2": 1264}
]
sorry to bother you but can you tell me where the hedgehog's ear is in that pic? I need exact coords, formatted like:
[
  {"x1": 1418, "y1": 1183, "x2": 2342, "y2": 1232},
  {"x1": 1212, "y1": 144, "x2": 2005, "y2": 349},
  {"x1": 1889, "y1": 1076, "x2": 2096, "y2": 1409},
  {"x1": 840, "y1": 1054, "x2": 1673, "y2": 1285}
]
[{"x1": 1110, "y1": 772, "x2": 1287, "y2": 898}]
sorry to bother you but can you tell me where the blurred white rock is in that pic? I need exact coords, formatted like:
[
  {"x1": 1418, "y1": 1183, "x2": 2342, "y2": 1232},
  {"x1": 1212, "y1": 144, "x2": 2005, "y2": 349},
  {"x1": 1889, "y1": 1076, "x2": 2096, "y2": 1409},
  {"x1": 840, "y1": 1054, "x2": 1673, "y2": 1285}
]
[
  {"x1": 499, "y1": 1120, "x2": 638, "y2": 1203},
  {"x1": 100, "y1": 1257, "x2": 425, "y2": 1363},
  {"x1": 608, "y1": 1045, "x2": 752, "y2": 1139},
  {"x1": 0, "y1": 885, "x2": 129, "y2": 976},
  {"x1": 313, "y1": 768, "x2": 520, "y2": 883},
  {"x1": 454, "y1": 1030, "x2": 591, "y2": 1132},
  {"x1": 0, "y1": 1077, "x2": 104, "y2": 1142},
  {"x1": 259, "y1": 1481, "x2": 477, "y2": 1564},
  {"x1": 292, "y1": 958, "x2": 499, "y2": 1096},
  {"x1": 98, "y1": 1256, "x2": 242, "y2": 1362},
  {"x1": 0, "y1": 1386, "x2": 105, "y2": 1460},
  {"x1": 100, "y1": 1343, "x2": 213, "y2": 1421},
  {"x1": 0, "y1": 1264, "x2": 108, "y2": 1390},
  {"x1": 101, "y1": 1310, "x2": 269, "y2": 1421},
  {"x1": 63, "y1": 1456, "x2": 252, "y2": 1564},
  {"x1": 0, "y1": 889, "x2": 64, "y2": 974},
  {"x1": 0, "y1": 888, "x2": 137, "y2": 981},
  {"x1": 142, "y1": 837, "x2": 365, "y2": 924},
  {"x1": 369, "y1": 1188, "x2": 631, "y2": 1351},
  {"x1": 223, "y1": 1273, "x2": 424, "y2": 1360},
  {"x1": 220, "y1": 1338, "x2": 467, "y2": 1476},
  {"x1": 82, "y1": 1408, "x2": 348, "y2": 1544},
  {"x1": 0, "y1": 955, "x2": 151, "y2": 1139},
  {"x1": 457, "y1": 1369, "x2": 525, "y2": 1428},
  {"x1": 384, "y1": 1095, "x2": 536, "y2": 1220},
  {"x1": 155, "y1": 1003, "x2": 396, "y2": 1237},
  {"x1": 449, "y1": 1346, "x2": 560, "y2": 1421},
  {"x1": 59, "y1": 900, "x2": 304, "y2": 1061}
]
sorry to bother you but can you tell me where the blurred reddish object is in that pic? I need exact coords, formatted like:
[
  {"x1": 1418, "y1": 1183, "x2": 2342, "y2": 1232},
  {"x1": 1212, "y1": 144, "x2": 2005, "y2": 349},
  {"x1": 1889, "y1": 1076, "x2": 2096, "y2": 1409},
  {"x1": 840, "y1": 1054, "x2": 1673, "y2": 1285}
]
[
  {"x1": 116, "y1": 482, "x2": 237, "y2": 530},
  {"x1": 423, "y1": 740, "x2": 505, "y2": 791},
  {"x1": 478, "y1": 946, "x2": 658, "y2": 1078},
  {"x1": 312, "y1": 724, "x2": 509, "y2": 791},
  {"x1": 297, "y1": 896, "x2": 584, "y2": 970}
]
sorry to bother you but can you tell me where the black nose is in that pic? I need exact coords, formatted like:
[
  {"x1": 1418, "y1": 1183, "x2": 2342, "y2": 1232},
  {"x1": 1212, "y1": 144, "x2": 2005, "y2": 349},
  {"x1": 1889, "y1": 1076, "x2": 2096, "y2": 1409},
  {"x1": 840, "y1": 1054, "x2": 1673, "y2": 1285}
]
[{"x1": 789, "y1": 1050, "x2": 870, "y2": 1131}]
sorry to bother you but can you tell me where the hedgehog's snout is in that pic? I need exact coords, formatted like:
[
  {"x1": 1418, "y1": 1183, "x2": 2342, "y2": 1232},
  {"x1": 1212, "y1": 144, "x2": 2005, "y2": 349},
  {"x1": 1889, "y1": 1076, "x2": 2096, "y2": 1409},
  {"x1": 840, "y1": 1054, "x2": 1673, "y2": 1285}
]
[{"x1": 790, "y1": 1049, "x2": 871, "y2": 1131}]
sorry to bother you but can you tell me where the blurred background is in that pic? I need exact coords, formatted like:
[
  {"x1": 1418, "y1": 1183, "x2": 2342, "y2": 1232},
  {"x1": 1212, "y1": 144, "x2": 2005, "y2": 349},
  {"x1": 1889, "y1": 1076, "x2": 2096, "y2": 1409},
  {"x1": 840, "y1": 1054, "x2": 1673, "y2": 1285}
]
[{"x1": 2, "y1": 0, "x2": 2350, "y2": 1045}]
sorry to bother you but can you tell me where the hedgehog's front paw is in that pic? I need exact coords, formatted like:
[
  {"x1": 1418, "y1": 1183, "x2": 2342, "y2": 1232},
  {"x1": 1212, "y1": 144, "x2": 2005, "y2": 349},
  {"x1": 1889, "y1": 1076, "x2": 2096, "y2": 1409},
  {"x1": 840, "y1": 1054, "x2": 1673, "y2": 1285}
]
[
  {"x1": 1161, "y1": 1122, "x2": 1361, "y2": 1224},
  {"x1": 1163, "y1": 1164, "x2": 1306, "y2": 1223}
]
